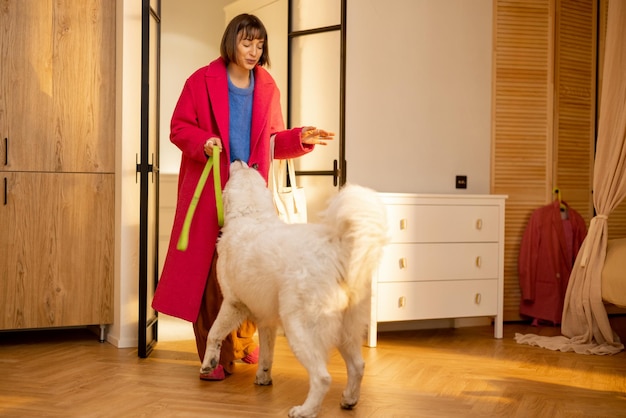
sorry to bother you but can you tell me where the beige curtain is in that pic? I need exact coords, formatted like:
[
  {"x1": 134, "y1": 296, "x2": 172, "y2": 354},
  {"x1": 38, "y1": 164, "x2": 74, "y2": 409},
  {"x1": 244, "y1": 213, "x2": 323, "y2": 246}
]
[{"x1": 515, "y1": 0, "x2": 626, "y2": 355}]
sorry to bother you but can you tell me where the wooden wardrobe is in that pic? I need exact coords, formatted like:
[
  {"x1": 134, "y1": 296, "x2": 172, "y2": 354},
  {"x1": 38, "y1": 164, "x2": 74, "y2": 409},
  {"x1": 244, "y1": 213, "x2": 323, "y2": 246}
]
[
  {"x1": 492, "y1": 0, "x2": 624, "y2": 321},
  {"x1": 0, "y1": 1, "x2": 115, "y2": 330}
]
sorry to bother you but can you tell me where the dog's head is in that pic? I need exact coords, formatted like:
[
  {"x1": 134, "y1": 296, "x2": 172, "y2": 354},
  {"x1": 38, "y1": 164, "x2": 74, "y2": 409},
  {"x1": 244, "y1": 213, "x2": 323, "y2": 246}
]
[{"x1": 223, "y1": 161, "x2": 276, "y2": 221}]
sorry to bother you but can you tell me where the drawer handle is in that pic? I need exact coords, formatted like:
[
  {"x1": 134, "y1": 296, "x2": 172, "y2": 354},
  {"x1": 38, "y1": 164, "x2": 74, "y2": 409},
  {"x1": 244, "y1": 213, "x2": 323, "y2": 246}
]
[
  {"x1": 399, "y1": 257, "x2": 407, "y2": 269},
  {"x1": 399, "y1": 218, "x2": 407, "y2": 230},
  {"x1": 398, "y1": 296, "x2": 406, "y2": 308},
  {"x1": 475, "y1": 256, "x2": 482, "y2": 268},
  {"x1": 476, "y1": 218, "x2": 483, "y2": 230},
  {"x1": 474, "y1": 293, "x2": 482, "y2": 304}
]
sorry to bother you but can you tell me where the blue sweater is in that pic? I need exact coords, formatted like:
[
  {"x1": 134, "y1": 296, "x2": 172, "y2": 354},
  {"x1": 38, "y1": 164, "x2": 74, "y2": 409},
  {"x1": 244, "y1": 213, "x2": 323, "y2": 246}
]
[{"x1": 228, "y1": 71, "x2": 254, "y2": 163}]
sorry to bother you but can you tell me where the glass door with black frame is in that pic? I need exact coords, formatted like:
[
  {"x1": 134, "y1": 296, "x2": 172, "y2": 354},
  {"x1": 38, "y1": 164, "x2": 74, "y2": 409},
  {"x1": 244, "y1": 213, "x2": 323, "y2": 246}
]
[{"x1": 138, "y1": 0, "x2": 161, "y2": 358}]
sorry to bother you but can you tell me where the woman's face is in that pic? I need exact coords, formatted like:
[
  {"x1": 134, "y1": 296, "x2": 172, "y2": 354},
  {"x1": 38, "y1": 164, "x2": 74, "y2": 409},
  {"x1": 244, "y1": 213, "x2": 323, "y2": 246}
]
[{"x1": 235, "y1": 32, "x2": 264, "y2": 70}]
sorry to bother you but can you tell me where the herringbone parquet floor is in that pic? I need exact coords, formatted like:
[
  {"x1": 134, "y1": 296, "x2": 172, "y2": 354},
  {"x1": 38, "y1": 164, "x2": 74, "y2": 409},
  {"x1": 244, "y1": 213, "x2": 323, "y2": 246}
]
[{"x1": 1, "y1": 319, "x2": 625, "y2": 418}]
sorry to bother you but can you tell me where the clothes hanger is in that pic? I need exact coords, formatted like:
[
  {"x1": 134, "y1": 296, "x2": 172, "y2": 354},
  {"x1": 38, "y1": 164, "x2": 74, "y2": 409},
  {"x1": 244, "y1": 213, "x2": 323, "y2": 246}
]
[{"x1": 553, "y1": 187, "x2": 568, "y2": 213}]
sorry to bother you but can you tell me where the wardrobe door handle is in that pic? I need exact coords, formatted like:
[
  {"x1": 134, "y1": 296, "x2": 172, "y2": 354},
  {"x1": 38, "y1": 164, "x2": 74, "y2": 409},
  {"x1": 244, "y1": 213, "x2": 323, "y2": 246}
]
[
  {"x1": 3, "y1": 137, "x2": 7, "y2": 166},
  {"x1": 3, "y1": 177, "x2": 7, "y2": 205}
]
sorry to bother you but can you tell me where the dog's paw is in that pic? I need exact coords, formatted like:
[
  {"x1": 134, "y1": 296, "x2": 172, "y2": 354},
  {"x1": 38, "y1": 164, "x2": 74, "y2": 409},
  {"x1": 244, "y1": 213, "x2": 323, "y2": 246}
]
[
  {"x1": 200, "y1": 357, "x2": 219, "y2": 374},
  {"x1": 340, "y1": 399, "x2": 358, "y2": 410},
  {"x1": 340, "y1": 390, "x2": 359, "y2": 410},
  {"x1": 199, "y1": 365, "x2": 214, "y2": 374},
  {"x1": 288, "y1": 405, "x2": 317, "y2": 418},
  {"x1": 254, "y1": 367, "x2": 273, "y2": 386},
  {"x1": 254, "y1": 374, "x2": 273, "y2": 386}
]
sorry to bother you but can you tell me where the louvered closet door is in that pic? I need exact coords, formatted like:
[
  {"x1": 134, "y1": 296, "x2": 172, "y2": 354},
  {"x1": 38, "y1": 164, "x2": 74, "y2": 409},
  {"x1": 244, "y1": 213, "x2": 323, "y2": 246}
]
[
  {"x1": 492, "y1": 0, "x2": 597, "y2": 321},
  {"x1": 552, "y1": 0, "x2": 596, "y2": 224},
  {"x1": 492, "y1": 0, "x2": 554, "y2": 321}
]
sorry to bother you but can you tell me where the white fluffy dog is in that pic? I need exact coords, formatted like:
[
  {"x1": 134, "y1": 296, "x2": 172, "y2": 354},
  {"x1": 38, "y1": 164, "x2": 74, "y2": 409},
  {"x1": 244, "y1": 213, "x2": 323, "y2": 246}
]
[{"x1": 200, "y1": 161, "x2": 389, "y2": 418}]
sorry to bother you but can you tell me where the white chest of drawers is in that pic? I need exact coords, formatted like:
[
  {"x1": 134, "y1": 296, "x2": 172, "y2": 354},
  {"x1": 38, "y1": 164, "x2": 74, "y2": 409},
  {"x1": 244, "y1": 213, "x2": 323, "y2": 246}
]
[{"x1": 368, "y1": 193, "x2": 507, "y2": 347}]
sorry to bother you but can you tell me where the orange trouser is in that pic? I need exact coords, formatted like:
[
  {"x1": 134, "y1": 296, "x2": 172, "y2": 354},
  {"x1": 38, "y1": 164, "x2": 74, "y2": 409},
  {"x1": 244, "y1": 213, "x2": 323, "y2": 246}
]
[{"x1": 193, "y1": 251, "x2": 256, "y2": 374}]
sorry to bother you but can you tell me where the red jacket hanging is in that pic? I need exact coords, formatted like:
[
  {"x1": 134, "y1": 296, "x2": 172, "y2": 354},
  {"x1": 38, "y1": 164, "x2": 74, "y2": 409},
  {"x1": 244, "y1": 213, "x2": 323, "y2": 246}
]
[{"x1": 518, "y1": 200, "x2": 587, "y2": 324}]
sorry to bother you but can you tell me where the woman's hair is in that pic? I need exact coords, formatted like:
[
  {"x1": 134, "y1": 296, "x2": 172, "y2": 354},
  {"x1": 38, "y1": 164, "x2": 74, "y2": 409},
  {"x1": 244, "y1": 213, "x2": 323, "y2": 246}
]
[{"x1": 220, "y1": 14, "x2": 270, "y2": 67}]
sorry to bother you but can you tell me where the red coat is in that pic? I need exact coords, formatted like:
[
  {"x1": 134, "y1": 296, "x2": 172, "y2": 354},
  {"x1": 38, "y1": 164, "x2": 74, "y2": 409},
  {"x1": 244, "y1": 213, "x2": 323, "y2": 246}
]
[
  {"x1": 518, "y1": 200, "x2": 587, "y2": 324},
  {"x1": 152, "y1": 58, "x2": 313, "y2": 322}
]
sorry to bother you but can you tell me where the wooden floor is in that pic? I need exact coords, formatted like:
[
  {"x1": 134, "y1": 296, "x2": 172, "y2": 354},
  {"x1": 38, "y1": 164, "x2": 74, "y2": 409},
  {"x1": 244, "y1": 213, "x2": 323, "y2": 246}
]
[{"x1": 1, "y1": 320, "x2": 625, "y2": 418}]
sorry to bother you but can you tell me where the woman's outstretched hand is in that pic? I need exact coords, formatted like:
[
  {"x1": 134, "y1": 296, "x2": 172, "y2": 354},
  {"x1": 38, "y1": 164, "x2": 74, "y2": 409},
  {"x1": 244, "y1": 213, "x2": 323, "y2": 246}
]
[{"x1": 300, "y1": 126, "x2": 335, "y2": 146}]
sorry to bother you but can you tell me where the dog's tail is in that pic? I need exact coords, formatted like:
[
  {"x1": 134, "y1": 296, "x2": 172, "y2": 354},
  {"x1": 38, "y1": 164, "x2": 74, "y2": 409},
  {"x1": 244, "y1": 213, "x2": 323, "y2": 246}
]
[{"x1": 321, "y1": 184, "x2": 389, "y2": 303}]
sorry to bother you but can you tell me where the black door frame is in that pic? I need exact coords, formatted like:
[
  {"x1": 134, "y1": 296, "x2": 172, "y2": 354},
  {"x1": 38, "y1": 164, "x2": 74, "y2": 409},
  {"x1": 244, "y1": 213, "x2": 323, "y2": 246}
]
[
  {"x1": 287, "y1": 0, "x2": 347, "y2": 187},
  {"x1": 138, "y1": 0, "x2": 161, "y2": 358}
]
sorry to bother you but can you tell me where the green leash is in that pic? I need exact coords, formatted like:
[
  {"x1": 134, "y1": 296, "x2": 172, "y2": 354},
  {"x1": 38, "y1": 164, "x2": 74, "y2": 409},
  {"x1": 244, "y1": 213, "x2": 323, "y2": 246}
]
[{"x1": 177, "y1": 145, "x2": 224, "y2": 251}]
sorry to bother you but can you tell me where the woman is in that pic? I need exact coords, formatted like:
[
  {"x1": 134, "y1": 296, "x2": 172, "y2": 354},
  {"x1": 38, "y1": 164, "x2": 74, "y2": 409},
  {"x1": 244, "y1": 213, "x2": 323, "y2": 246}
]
[{"x1": 152, "y1": 14, "x2": 333, "y2": 380}]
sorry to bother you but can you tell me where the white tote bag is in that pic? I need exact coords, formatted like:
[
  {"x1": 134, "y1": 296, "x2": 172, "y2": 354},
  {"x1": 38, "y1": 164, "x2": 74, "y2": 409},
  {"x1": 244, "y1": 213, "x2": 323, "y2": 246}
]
[{"x1": 269, "y1": 139, "x2": 307, "y2": 223}]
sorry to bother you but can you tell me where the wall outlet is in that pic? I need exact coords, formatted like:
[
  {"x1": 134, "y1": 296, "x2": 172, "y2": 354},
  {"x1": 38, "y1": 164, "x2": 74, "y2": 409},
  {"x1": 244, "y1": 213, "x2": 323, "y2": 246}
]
[{"x1": 456, "y1": 175, "x2": 467, "y2": 189}]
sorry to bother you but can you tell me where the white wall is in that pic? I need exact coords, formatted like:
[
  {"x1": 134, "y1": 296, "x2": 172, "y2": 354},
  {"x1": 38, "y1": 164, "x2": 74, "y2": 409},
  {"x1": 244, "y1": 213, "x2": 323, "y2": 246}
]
[
  {"x1": 111, "y1": 0, "x2": 142, "y2": 348},
  {"x1": 346, "y1": 0, "x2": 493, "y2": 194}
]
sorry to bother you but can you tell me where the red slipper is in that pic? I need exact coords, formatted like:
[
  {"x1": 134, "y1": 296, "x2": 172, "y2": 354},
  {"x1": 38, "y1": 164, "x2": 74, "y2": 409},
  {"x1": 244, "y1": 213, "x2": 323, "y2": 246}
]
[
  {"x1": 242, "y1": 347, "x2": 259, "y2": 364},
  {"x1": 199, "y1": 364, "x2": 226, "y2": 381}
]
